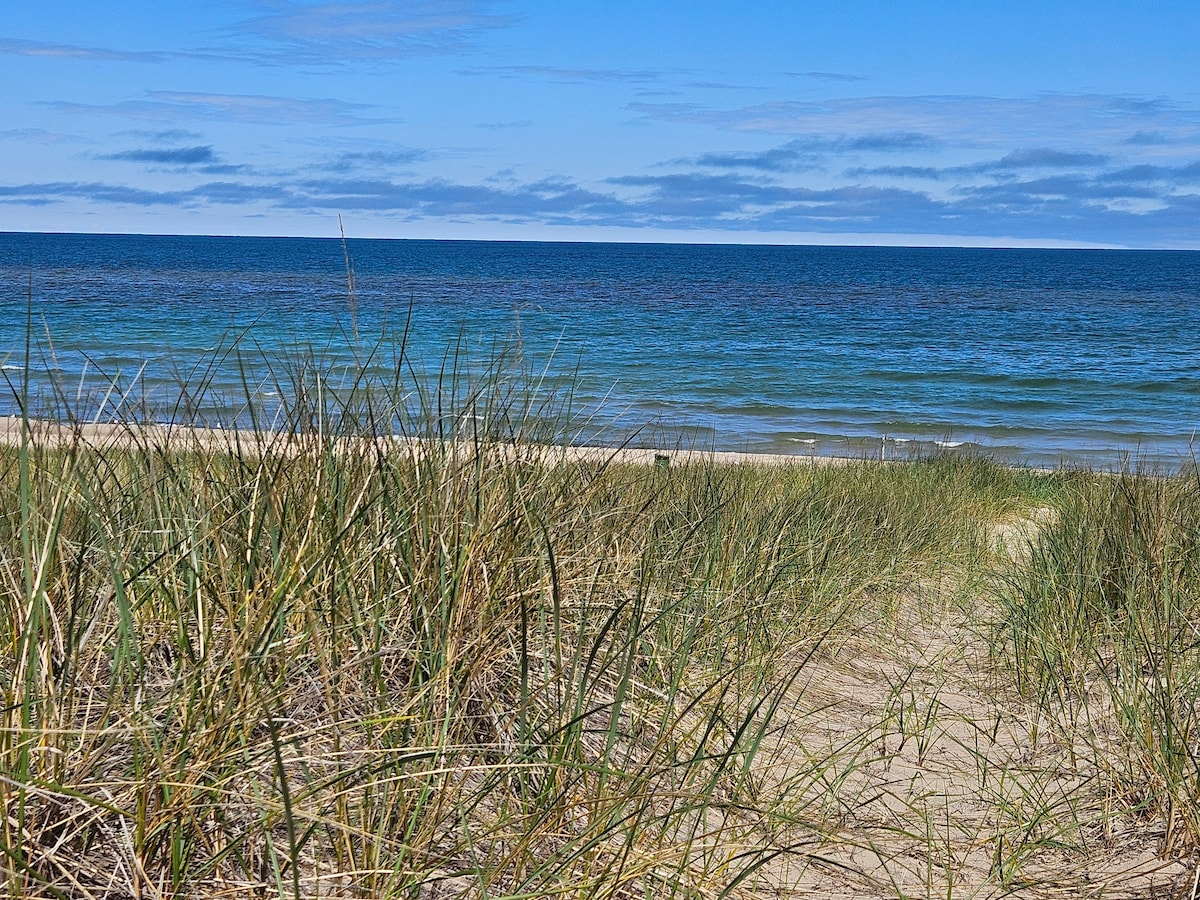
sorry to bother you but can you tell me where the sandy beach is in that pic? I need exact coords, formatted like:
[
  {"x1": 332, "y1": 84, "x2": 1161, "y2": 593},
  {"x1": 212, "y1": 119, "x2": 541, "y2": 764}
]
[{"x1": 0, "y1": 413, "x2": 858, "y2": 467}]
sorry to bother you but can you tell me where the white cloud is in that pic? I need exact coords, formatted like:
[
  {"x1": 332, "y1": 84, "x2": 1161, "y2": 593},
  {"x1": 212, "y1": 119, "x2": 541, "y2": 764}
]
[
  {"x1": 0, "y1": 37, "x2": 166, "y2": 63},
  {"x1": 629, "y1": 93, "x2": 1200, "y2": 152},
  {"x1": 45, "y1": 91, "x2": 384, "y2": 126},
  {"x1": 229, "y1": 0, "x2": 517, "y2": 60}
]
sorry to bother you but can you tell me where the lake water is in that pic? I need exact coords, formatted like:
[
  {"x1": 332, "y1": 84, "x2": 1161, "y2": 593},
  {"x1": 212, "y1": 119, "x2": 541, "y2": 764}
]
[{"x1": 2, "y1": 231, "x2": 1198, "y2": 469}]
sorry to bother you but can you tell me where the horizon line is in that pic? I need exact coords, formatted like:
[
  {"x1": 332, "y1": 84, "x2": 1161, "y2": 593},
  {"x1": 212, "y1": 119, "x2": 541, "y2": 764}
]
[{"x1": 6, "y1": 227, "x2": 1196, "y2": 252}]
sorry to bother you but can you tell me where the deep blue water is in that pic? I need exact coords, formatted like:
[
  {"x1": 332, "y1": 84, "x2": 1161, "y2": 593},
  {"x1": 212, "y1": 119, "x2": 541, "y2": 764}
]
[{"x1": 2, "y1": 231, "x2": 1199, "y2": 468}]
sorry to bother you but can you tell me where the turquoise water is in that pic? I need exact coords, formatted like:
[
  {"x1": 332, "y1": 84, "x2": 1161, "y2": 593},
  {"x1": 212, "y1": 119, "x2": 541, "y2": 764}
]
[{"x1": 2, "y1": 232, "x2": 1199, "y2": 469}]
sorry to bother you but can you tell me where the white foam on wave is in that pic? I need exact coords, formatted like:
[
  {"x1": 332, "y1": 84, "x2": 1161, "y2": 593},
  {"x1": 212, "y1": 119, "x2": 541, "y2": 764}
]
[
  {"x1": 936, "y1": 440, "x2": 967, "y2": 449},
  {"x1": 786, "y1": 438, "x2": 818, "y2": 444}
]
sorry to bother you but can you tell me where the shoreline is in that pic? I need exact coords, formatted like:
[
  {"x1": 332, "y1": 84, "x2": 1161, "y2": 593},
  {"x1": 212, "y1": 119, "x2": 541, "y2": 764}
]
[
  {"x1": 0, "y1": 415, "x2": 1162, "y2": 475},
  {"x1": 0, "y1": 414, "x2": 866, "y2": 468}
]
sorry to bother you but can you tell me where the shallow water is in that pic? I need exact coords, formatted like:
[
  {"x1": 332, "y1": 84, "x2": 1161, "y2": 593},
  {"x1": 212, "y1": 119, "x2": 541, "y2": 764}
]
[{"x1": 2, "y1": 232, "x2": 1198, "y2": 469}]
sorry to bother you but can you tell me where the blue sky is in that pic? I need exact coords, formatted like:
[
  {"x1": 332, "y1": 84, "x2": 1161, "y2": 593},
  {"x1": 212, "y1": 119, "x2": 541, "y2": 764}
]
[{"x1": 3, "y1": 2, "x2": 1200, "y2": 247}]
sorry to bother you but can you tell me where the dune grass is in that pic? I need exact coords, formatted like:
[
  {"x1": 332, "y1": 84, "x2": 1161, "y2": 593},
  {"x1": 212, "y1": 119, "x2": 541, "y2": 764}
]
[
  {"x1": 1, "y1": 347, "x2": 1198, "y2": 897},
  {"x1": 995, "y1": 466, "x2": 1200, "y2": 860}
]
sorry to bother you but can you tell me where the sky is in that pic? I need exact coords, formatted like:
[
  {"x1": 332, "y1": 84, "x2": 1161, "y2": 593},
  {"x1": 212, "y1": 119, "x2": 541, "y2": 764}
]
[{"x1": 2, "y1": 2, "x2": 1200, "y2": 248}]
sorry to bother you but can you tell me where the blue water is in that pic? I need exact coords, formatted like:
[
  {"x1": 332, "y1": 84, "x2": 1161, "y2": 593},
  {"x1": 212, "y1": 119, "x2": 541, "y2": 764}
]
[{"x1": 2, "y1": 231, "x2": 1199, "y2": 469}]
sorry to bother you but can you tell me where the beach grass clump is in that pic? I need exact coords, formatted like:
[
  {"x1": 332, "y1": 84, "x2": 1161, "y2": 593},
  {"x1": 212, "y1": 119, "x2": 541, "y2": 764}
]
[
  {"x1": 0, "y1": 345, "x2": 1065, "y2": 899},
  {"x1": 995, "y1": 466, "x2": 1200, "y2": 854},
  {"x1": 10, "y1": 340, "x2": 1199, "y2": 896}
]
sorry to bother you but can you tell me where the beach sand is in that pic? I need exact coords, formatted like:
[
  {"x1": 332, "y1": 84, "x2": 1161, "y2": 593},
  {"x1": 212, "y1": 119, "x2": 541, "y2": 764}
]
[{"x1": 0, "y1": 414, "x2": 856, "y2": 468}]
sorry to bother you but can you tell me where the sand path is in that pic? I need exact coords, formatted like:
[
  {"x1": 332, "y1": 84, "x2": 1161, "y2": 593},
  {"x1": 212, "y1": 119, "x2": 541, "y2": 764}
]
[{"x1": 741, "y1": 518, "x2": 1194, "y2": 898}]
